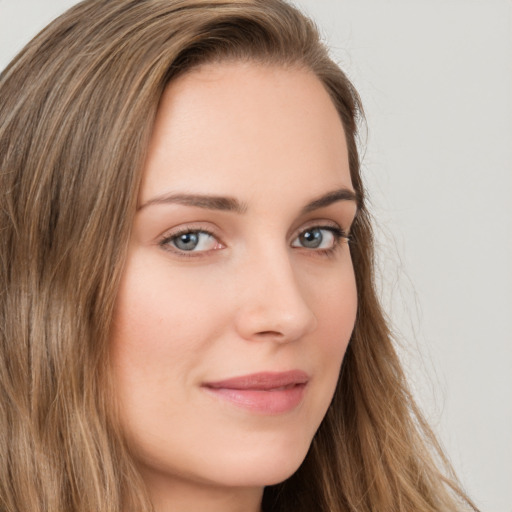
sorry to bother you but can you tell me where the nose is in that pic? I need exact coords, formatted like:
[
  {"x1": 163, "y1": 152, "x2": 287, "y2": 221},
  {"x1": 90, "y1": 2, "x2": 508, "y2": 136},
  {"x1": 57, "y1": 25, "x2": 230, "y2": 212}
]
[{"x1": 233, "y1": 250, "x2": 318, "y2": 343}]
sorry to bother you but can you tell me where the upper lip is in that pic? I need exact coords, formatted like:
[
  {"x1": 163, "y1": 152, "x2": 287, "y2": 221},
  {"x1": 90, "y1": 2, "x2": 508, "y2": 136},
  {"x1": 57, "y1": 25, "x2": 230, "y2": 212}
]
[{"x1": 203, "y1": 370, "x2": 309, "y2": 390}]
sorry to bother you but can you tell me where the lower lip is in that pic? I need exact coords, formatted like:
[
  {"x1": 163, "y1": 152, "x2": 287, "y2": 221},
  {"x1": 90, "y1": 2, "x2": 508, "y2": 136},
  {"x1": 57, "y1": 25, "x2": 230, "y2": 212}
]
[{"x1": 203, "y1": 384, "x2": 307, "y2": 414}]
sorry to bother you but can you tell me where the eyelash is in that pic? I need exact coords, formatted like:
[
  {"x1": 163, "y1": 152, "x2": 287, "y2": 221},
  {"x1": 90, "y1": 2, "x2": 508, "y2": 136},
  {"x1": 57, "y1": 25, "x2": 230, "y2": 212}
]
[
  {"x1": 295, "y1": 225, "x2": 350, "y2": 257},
  {"x1": 158, "y1": 224, "x2": 350, "y2": 258},
  {"x1": 159, "y1": 226, "x2": 221, "y2": 258}
]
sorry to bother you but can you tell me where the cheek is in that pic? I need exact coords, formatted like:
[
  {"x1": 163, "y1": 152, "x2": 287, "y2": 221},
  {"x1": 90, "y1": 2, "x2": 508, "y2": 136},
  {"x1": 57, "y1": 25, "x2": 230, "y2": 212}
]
[
  {"x1": 309, "y1": 254, "x2": 357, "y2": 341},
  {"x1": 109, "y1": 251, "x2": 227, "y2": 416},
  {"x1": 112, "y1": 248, "x2": 225, "y2": 349},
  {"x1": 308, "y1": 257, "x2": 357, "y2": 387}
]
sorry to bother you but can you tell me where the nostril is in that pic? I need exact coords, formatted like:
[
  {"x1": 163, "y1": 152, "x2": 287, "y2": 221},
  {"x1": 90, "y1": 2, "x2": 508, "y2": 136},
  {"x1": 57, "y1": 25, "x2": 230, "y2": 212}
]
[{"x1": 251, "y1": 330, "x2": 286, "y2": 341}]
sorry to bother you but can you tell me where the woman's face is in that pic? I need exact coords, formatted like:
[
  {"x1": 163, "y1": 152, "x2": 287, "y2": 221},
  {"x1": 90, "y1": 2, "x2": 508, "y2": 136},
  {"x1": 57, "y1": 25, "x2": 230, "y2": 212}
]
[{"x1": 110, "y1": 61, "x2": 358, "y2": 505}]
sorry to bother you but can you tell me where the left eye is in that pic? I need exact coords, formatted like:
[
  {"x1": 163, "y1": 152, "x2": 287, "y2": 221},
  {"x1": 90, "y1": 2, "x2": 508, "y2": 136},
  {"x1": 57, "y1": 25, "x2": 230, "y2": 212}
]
[
  {"x1": 162, "y1": 230, "x2": 219, "y2": 252},
  {"x1": 291, "y1": 227, "x2": 341, "y2": 250}
]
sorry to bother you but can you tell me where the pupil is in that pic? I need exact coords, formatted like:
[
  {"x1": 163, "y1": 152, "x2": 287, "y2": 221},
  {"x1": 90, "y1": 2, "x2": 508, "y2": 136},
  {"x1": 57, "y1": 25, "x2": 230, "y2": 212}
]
[
  {"x1": 175, "y1": 232, "x2": 199, "y2": 250},
  {"x1": 301, "y1": 228, "x2": 322, "y2": 248}
]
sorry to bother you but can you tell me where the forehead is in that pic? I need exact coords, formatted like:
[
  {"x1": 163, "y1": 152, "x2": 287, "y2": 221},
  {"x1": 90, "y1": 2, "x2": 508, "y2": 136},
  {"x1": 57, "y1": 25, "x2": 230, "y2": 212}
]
[{"x1": 140, "y1": 61, "x2": 352, "y2": 204}]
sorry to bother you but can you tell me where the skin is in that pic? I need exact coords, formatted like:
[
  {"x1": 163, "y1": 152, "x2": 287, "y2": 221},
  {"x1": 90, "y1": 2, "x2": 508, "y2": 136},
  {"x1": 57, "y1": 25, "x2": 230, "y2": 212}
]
[{"x1": 110, "y1": 61, "x2": 358, "y2": 512}]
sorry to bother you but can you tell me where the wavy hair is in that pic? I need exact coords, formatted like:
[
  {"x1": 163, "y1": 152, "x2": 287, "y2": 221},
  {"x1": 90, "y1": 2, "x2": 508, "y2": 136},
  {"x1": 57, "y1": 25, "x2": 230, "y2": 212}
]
[{"x1": 0, "y1": 1, "x2": 478, "y2": 511}]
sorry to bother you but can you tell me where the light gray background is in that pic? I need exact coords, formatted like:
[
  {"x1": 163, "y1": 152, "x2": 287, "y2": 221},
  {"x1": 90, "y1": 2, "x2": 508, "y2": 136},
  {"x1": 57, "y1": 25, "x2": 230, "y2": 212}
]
[{"x1": 1, "y1": 1, "x2": 511, "y2": 510}]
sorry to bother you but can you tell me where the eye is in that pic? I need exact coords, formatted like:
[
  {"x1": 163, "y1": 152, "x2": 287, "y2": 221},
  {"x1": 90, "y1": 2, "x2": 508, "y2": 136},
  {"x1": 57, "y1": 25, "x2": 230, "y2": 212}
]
[
  {"x1": 160, "y1": 229, "x2": 222, "y2": 253},
  {"x1": 291, "y1": 226, "x2": 348, "y2": 251}
]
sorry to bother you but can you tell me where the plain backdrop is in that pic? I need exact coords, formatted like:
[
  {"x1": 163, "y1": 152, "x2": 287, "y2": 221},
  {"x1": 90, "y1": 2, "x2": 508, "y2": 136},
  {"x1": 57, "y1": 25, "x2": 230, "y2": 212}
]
[{"x1": 1, "y1": 1, "x2": 511, "y2": 511}]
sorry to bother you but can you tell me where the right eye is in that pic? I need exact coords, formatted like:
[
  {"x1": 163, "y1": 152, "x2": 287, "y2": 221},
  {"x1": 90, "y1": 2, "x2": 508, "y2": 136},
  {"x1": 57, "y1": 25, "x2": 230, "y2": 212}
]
[{"x1": 160, "y1": 229, "x2": 222, "y2": 253}]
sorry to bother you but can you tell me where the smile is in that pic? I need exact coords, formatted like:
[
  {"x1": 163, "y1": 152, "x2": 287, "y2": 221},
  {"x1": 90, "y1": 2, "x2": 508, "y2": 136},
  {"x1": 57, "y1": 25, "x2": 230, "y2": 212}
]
[{"x1": 202, "y1": 370, "x2": 309, "y2": 414}]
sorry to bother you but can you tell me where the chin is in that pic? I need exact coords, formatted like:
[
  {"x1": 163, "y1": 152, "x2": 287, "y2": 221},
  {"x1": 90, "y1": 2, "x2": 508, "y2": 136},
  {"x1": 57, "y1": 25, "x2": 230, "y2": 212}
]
[{"x1": 201, "y1": 436, "x2": 312, "y2": 488}]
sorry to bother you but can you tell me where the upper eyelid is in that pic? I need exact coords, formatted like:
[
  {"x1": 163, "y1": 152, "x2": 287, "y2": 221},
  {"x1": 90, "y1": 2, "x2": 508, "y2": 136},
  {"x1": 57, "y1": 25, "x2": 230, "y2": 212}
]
[
  {"x1": 159, "y1": 219, "x2": 348, "y2": 238},
  {"x1": 291, "y1": 219, "x2": 348, "y2": 238},
  {"x1": 158, "y1": 223, "x2": 220, "y2": 242},
  {"x1": 161, "y1": 228, "x2": 216, "y2": 242}
]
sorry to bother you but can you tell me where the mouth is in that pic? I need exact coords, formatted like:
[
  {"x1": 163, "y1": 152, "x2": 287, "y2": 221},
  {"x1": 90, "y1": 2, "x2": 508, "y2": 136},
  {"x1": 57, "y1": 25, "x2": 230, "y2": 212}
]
[{"x1": 202, "y1": 370, "x2": 309, "y2": 414}]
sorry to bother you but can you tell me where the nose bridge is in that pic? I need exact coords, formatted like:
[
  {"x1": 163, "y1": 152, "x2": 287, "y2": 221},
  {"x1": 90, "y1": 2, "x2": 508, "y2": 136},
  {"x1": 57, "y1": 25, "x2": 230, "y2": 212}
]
[{"x1": 234, "y1": 240, "x2": 317, "y2": 342}]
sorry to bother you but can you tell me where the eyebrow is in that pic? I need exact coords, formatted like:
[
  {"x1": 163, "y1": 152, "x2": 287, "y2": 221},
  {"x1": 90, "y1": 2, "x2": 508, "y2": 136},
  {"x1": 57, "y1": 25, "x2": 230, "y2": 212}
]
[
  {"x1": 300, "y1": 188, "x2": 358, "y2": 214},
  {"x1": 137, "y1": 187, "x2": 358, "y2": 214},
  {"x1": 137, "y1": 193, "x2": 248, "y2": 213}
]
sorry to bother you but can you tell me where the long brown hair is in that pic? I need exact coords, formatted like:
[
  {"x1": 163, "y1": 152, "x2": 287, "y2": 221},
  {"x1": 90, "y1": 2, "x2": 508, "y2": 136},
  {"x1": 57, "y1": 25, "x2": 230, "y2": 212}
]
[{"x1": 0, "y1": 1, "x2": 478, "y2": 511}]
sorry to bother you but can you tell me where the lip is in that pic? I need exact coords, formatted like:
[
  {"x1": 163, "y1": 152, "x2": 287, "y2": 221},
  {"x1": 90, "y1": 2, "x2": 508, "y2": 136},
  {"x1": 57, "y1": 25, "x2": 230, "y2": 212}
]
[{"x1": 202, "y1": 370, "x2": 309, "y2": 414}]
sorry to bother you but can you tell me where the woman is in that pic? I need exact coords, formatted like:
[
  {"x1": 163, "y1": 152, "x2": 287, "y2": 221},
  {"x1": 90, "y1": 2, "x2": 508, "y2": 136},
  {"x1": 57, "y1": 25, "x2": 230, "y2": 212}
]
[{"x1": 0, "y1": 1, "x2": 479, "y2": 511}]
